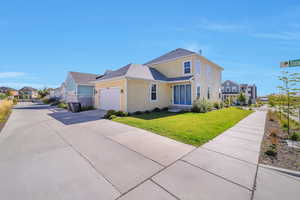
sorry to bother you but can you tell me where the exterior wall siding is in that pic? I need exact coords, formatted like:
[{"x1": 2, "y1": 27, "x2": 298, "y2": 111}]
[
  {"x1": 148, "y1": 54, "x2": 222, "y2": 102},
  {"x1": 127, "y1": 79, "x2": 171, "y2": 113}
]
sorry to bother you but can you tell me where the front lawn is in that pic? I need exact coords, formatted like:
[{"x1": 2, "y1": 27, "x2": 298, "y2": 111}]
[{"x1": 113, "y1": 107, "x2": 253, "y2": 146}]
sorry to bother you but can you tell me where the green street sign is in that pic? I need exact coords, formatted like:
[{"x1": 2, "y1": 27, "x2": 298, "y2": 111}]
[
  {"x1": 280, "y1": 59, "x2": 300, "y2": 68},
  {"x1": 289, "y1": 59, "x2": 300, "y2": 67}
]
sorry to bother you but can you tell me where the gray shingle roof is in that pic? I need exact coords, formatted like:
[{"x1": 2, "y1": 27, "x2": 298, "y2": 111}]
[
  {"x1": 19, "y1": 86, "x2": 38, "y2": 91},
  {"x1": 96, "y1": 63, "x2": 193, "y2": 82},
  {"x1": 96, "y1": 63, "x2": 131, "y2": 81},
  {"x1": 70, "y1": 72, "x2": 99, "y2": 84},
  {"x1": 144, "y1": 48, "x2": 196, "y2": 65}
]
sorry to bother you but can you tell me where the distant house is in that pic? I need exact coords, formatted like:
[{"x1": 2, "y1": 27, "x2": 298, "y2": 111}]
[
  {"x1": 221, "y1": 80, "x2": 257, "y2": 104},
  {"x1": 19, "y1": 87, "x2": 38, "y2": 99},
  {"x1": 94, "y1": 48, "x2": 223, "y2": 112},
  {"x1": 0, "y1": 87, "x2": 19, "y2": 97},
  {"x1": 62, "y1": 71, "x2": 99, "y2": 106},
  {"x1": 49, "y1": 87, "x2": 62, "y2": 99}
]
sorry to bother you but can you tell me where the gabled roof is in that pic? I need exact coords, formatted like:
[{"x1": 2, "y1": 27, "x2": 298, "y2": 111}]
[
  {"x1": 19, "y1": 86, "x2": 38, "y2": 91},
  {"x1": 69, "y1": 71, "x2": 99, "y2": 85},
  {"x1": 144, "y1": 48, "x2": 196, "y2": 65},
  {"x1": 96, "y1": 63, "x2": 193, "y2": 82},
  {"x1": 222, "y1": 80, "x2": 239, "y2": 86},
  {"x1": 0, "y1": 86, "x2": 17, "y2": 92}
]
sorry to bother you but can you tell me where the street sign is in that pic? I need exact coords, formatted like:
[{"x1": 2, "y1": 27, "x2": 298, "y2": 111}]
[
  {"x1": 280, "y1": 59, "x2": 300, "y2": 68},
  {"x1": 290, "y1": 59, "x2": 300, "y2": 67}
]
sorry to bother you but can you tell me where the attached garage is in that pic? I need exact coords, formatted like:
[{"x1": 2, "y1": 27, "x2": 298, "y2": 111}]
[{"x1": 99, "y1": 88, "x2": 121, "y2": 110}]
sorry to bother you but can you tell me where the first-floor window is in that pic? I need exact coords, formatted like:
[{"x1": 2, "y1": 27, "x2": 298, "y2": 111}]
[
  {"x1": 196, "y1": 86, "x2": 201, "y2": 99},
  {"x1": 151, "y1": 83, "x2": 157, "y2": 101},
  {"x1": 207, "y1": 87, "x2": 211, "y2": 99}
]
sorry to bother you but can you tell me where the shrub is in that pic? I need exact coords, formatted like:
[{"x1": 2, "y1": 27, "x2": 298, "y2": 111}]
[
  {"x1": 81, "y1": 106, "x2": 95, "y2": 111},
  {"x1": 162, "y1": 107, "x2": 169, "y2": 111},
  {"x1": 42, "y1": 97, "x2": 57, "y2": 104},
  {"x1": 153, "y1": 107, "x2": 161, "y2": 112},
  {"x1": 0, "y1": 93, "x2": 7, "y2": 100},
  {"x1": 213, "y1": 102, "x2": 220, "y2": 109},
  {"x1": 109, "y1": 115, "x2": 117, "y2": 120},
  {"x1": 133, "y1": 111, "x2": 143, "y2": 115},
  {"x1": 144, "y1": 110, "x2": 150, "y2": 114},
  {"x1": 57, "y1": 102, "x2": 67, "y2": 109},
  {"x1": 12, "y1": 98, "x2": 18, "y2": 105},
  {"x1": 192, "y1": 99, "x2": 213, "y2": 113},
  {"x1": 115, "y1": 111, "x2": 127, "y2": 117},
  {"x1": 0, "y1": 100, "x2": 13, "y2": 122},
  {"x1": 104, "y1": 109, "x2": 116, "y2": 119},
  {"x1": 265, "y1": 144, "x2": 277, "y2": 157},
  {"x1": 220, "y1": 102, "x2": 224, "y2": 108},
  {"x1": 290, "y1": 132, "x2": 299, "y2": 141}
]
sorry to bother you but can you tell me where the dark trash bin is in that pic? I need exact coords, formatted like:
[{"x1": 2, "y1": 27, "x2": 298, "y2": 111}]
[{"x1": 68, "y1": 102, "x2": 81, "y2": 113}]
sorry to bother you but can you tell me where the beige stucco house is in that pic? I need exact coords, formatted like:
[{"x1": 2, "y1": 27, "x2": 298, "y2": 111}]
[{"x1": 94, "y1": 48, "x2": 223, "y2": 113}]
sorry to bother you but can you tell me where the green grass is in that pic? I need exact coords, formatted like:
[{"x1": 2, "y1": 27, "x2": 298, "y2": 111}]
[{"x1": 113, "y1": 107, "x2": 253, "y2": 146}]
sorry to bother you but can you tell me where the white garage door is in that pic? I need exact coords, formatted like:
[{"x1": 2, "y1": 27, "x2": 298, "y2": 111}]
[{"x1": 99, "y1": 88, "x2": 121, "y2": 110}]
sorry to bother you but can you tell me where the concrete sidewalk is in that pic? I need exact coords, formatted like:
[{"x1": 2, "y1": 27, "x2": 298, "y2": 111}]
[{"x1": 1, "y1": 103, "x2": 299, "y2": 200}]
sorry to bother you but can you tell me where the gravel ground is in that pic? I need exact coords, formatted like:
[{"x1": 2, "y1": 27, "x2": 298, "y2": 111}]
[{"x1": 259, "y1": 115, "x2": 300, "y2": 171}]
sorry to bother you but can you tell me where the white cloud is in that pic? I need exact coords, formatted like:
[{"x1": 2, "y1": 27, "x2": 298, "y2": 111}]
[
  {"x1": 252, "y1": 31, "x2": 300, "y2": 40},
  {"x1": 196, "y1": 19, "x2": 247, "y2": 32},
  {"x1": 0, "y1": 72, "x2": 26, "y2": 78}
]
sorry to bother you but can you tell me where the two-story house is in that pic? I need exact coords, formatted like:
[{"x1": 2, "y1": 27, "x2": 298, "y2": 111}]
[
  {"x1": 221, "y1": 80, "x2": 257, "y2": 104},
  {"x1": 19, "y1": 86, "x2": 38, "y2": 99},
  {"x1": 94, "y1": 48, "x2": 223, "y2": 112}
]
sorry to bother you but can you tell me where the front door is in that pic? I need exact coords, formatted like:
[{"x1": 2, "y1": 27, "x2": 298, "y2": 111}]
[{"x1": 173, "y1": 84, "x2": 192, "y2": 105}]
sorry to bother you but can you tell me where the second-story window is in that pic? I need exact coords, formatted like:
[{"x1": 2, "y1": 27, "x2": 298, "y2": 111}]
[{"x1": 183, "y1": 61, "x2": 191, "y2": 74}]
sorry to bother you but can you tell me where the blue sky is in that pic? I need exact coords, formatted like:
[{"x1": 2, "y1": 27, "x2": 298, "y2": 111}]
[{"x1": 0, "y1": 0, "x2": 299, "y2": 96}]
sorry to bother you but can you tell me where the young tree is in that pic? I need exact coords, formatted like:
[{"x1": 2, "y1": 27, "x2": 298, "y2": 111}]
[
  {"x1": 237, "y1": 93, "x2": 246, "y2": 105},
  {"x1": 278, "y1": 71, "x2": 300, "y2": 134}
]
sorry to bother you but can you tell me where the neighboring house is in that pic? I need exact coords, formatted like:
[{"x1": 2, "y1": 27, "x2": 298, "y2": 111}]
[
  {"x1": 221, "y1": 80, "x2": 257, "y2": 104},
  {"x1": 19, "y1": 87, "x2": 38, "y2": 99},
  {"x1": 94, "y1": 48, "x2": 223, "y2": 113},
  {"x1": 49, "y1": 87, "x2": 62, "y2": 99},
  {"x1": 63, "y1": 71, "x2": 98, "y2": 106},
  {"x1": 0, "y1": 87, "x2": 19, "y2": 97}
]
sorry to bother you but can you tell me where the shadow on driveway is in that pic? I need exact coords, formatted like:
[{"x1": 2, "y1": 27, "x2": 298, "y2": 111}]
[{"x1": 48, "y1": 109, "x2": 107, "y2": 125}]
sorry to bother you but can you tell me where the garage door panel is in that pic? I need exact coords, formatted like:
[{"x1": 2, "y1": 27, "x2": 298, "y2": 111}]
[{"x1": 100, "y1": 88, "x2": 121, "y2": 110}]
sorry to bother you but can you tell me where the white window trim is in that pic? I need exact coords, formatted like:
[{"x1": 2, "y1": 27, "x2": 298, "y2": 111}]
[
  {"x1": 172, "y1": 83, "x2": 192, "y2": 106},
  {"x1": 182, "y1": 60, "x2": 192, "y2": 75},
  {"x1": 196, "y1": 83, "x2": 201, "y2": 99},
  {"x1": 149, "y1": 83, "x2": 158, "y2": 102}
]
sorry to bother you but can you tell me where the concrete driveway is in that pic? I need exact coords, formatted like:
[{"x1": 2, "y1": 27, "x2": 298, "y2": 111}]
[{"x1": 1, "y1": 103, "x2": 299, "y2": 200}]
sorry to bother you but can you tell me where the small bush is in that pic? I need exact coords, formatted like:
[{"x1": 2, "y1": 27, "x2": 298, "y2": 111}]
[
  {"x1": 162, "y1": 107, "x2": 169, "y2": 111},
  {"x1": 115, "y1": 111, "x2": 127, "y2": 117},
  {"x1": 213, "y1": 102, "x2": 220, "y2": 109},
  {"x1": 153, "y1": 107, "x2": 161, "y2": 112},
  {"x1": 12, "y1": 98, "x2": 18, "y2": 105},
  {"x1": 133, "y1": 111, "x2": 143, "y2": 115},
  {"x1": 144, "y1": 110, "x2": 150, "y2": 114},
  {"x1": 57, "y1": 102, "x2": 67, "y2": 109},
  {"x1": 109, "y1": 115, "x2": 117, "y2": 120},
  {"x1": 265, "y1": 144, "x2": 277, "y2": 157},
  {"x1": 81, "y1": 106, "x2": 95, "y2": 111},
  {"x1": 290, "y1": 132, "x2": 299, "y2": 141},
  {"x1": 192, "y1": 99, "x2": 213, "y2": 113},
  {"x1": 104, "y1": 109, "x2": 116, "y2": 119},
  {"x1": 220, "y1": 102, "x2": 224, "y2": 108}
]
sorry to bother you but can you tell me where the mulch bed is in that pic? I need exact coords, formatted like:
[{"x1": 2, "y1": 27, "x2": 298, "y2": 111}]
[{"x1": 259, "y1": 113, "x2": 300, "y2": 171}]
